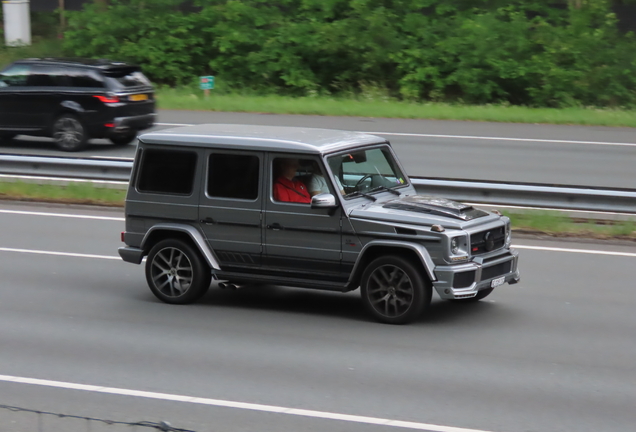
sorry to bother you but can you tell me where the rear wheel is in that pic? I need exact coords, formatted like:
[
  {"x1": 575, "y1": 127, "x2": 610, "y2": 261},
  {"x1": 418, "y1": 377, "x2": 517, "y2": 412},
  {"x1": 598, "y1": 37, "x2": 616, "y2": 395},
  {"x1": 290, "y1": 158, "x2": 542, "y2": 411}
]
[
  {"x1": 145, "y1": 239, "x2": 211, "y2": 304},
  {"x1": 361, "y1": 255, "x2": 431, "y2": 324},
  {"x1": 52, "y1": 114, "x2": 88, "y2": 151},
  {"x1": 109, "y1": 132, "x2": 137, "y2": 146}
]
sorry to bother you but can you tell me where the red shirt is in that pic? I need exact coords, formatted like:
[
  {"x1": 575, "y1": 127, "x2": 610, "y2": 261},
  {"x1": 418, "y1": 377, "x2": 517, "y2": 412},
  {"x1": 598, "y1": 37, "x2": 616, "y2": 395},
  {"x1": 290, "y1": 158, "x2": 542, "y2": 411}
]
[{"x1": 274, "y1": 177, "x2": 311, "y2": 203}]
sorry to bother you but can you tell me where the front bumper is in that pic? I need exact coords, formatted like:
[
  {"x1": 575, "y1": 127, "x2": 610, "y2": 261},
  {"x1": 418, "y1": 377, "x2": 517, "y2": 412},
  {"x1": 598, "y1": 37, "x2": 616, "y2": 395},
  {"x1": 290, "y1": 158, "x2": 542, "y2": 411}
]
[{"x1": 432, "y1": 248, "x2": 520, "y2": 300}]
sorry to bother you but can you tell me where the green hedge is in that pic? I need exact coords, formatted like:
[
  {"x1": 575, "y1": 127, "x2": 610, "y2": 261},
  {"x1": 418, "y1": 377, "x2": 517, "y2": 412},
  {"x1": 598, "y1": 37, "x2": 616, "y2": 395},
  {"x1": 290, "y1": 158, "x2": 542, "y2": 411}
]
[{"x1": 62, "y1": 0, "x2": 636, "y2": 108}]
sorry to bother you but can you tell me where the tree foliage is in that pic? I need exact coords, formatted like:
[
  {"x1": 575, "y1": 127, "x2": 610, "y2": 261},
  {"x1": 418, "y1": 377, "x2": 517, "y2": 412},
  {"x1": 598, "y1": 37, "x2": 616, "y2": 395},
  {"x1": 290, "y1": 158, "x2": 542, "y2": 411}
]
[{"x1": 63, "y1": 0, "x2": 636, "y2": 107}]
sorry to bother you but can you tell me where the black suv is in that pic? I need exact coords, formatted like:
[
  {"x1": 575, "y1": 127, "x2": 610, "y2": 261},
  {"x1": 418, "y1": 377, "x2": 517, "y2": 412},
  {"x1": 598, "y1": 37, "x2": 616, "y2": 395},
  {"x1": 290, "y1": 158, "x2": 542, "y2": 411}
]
[{"x1": 0, "y1": 58, "x2": 156, "y2": 151}]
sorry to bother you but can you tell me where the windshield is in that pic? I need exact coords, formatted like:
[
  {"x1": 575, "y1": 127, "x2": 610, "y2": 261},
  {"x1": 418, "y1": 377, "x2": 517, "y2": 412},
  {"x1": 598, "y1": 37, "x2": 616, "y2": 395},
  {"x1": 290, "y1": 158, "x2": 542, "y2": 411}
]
[{"x1": 327, "y1": 146, "x2": 408, "y2": 199}]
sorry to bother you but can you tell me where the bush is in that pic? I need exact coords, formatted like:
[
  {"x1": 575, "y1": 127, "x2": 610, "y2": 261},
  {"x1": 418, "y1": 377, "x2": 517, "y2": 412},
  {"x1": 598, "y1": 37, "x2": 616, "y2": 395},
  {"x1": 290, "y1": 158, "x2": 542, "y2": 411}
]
[{"x1": 61, "y1": 0, "x2": 636, "y2": 107}]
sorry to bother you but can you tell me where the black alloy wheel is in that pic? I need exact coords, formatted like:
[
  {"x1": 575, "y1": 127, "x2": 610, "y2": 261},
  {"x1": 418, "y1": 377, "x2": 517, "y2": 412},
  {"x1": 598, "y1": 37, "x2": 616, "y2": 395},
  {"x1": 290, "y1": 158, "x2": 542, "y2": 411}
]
[
  {"x1": 145, "y1": 239, "x2": 211, "y2": 304},
  {"x1": 109, "y1": 132, "x2": 137, "y2": 146},
  {"x1": 361, "y1": 255, "x2": 431, "y2": 324},
  {"x1": 52, "y1": 114, "x2": 88, "y2": 151}
]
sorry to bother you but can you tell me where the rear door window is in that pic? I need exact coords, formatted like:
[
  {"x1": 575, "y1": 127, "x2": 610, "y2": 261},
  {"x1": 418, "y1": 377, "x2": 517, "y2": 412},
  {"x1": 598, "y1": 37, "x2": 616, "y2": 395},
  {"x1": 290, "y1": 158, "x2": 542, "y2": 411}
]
[{"x1": 64, "y1": 67, "x2": 105, "y2": 88}]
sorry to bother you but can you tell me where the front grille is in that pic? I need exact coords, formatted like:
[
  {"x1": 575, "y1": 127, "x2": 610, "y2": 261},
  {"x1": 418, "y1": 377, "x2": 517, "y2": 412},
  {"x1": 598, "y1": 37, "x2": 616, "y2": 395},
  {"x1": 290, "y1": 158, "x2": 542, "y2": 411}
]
[
  {"x1": 481, "y1": 261, "x2": 512, "y2": 280},
  {"x1": 470, "y1": 226, "x2": 505, "y2": 255},
  {"x1": 453, "y1": 271, "x2": 476, "y2": 288}
]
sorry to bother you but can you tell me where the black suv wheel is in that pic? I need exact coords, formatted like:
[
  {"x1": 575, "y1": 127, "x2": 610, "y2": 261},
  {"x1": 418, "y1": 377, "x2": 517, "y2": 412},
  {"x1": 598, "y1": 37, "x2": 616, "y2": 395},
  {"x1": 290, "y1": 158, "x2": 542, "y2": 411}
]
[
  {"x1": 52, "y1": 114, "x2": 88, "y2": 152},
  {"x1": 361, "y1": 255, "x2": 431, "y2": 324},
  {"x1": 145, "y1": 239, "x2": 211, "y2": 304}
]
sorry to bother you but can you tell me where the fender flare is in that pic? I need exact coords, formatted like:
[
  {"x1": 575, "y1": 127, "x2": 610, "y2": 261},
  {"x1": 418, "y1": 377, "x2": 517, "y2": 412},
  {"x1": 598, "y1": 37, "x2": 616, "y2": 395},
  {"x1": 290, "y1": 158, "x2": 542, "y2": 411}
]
[
  {"x1": 346, "y1": 240, "x2": 437, "y2": 289},
  {"x1": 141, "y1": 223, "x2": 221, "y2": 270}
]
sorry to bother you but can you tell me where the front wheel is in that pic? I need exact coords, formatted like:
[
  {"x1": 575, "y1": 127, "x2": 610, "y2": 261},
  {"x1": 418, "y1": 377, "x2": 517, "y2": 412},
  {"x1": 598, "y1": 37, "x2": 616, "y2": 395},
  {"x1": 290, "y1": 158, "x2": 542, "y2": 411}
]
[
  {"x1": 145, "y1": 239, "x2": 211, "y2": 304},
  {"x1": 52, "y1": 114, "x2": 88, "y2": 151},
  {"x1": 360, "y1": 255, "x2": 431, "y2": 324}
]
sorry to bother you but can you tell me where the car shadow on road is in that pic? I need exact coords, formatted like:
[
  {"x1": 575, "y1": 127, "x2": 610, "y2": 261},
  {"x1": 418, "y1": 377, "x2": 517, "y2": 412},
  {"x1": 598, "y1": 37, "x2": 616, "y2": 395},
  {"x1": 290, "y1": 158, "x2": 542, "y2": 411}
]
[{"x1": 165, "y1": 283, "x2": 512, "y2": 326}]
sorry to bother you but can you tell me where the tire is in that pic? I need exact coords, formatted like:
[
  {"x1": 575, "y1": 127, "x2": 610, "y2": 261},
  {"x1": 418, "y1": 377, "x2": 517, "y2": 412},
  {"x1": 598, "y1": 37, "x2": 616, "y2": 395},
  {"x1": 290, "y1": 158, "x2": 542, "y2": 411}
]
[
  {"x1": 145, "y1": 239, "x2": 211, "y2": 304},
  {"x1": 450, "y1": 287, "x2": 494, "y2": 303},
  {"x1": 360, "y1": 255, "x2": 431, "y2": 324},
  {"x1": 52, "y1": 114, "x2": 88, "y2": 152},
  {"x1": 109, "y1": 132, "x2": 137, "y2": 146}
]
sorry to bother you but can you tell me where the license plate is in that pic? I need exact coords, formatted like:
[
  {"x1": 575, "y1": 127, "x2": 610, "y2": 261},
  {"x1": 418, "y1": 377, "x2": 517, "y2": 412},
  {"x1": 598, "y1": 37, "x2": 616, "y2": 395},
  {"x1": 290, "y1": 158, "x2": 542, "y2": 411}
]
[
  {"x1": 491, "y1": 276, "x2": 506, "y2": 288},
  {"x1": 129, "y1": 94, "x2": 148, "y2": 102}
]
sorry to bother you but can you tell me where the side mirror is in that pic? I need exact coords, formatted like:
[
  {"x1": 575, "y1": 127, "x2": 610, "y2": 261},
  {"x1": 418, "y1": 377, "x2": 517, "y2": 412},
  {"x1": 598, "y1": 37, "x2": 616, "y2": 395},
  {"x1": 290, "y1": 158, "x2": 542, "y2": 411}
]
[{"x1": 311, "y1": 193, "x2": 338, "y2": 209}]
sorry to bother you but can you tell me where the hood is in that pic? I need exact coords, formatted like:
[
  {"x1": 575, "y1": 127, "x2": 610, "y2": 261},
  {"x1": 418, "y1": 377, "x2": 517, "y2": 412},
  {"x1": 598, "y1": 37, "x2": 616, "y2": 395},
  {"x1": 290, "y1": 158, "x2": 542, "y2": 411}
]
[{"x1": 349, "y1": 195, "x2": 491, "y2": 227}]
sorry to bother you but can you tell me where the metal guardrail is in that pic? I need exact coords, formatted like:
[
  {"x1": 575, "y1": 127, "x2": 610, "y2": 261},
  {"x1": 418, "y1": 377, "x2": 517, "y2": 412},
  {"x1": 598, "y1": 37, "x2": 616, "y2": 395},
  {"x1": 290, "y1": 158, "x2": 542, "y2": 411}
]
[
  {"x1": 0, "y1": 154, "x2": 133, "y2": 181},
  {"x1": 1, "y1": 154, "x2": 635, "y2": 214}
]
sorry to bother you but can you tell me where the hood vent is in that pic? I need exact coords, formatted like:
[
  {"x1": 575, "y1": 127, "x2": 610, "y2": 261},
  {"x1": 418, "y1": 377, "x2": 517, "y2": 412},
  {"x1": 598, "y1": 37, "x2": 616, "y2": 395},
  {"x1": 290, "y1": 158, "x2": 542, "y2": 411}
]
[
  {"x1": 395, "y1": 227, "x2": 417, "y2": 236},
  {"x1": 383, "y1": 195, "x2": 488, "y2": 221}
]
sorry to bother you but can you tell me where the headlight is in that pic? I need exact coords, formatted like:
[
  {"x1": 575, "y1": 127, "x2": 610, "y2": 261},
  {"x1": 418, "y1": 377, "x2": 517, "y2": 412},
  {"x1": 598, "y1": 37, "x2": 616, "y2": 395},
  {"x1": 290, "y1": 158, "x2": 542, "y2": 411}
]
[
  {"x1": 505, "y1": 219, "x2": 512, "y2": 246},
  {"x1": 451, "y1": 237, "x2": 460, "y2": 254}
]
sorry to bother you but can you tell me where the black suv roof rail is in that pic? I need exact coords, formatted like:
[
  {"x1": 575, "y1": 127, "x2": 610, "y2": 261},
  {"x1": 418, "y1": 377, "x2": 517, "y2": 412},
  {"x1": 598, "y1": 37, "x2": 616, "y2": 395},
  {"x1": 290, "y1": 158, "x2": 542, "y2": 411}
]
[{"x1": 15, "y1": 57, "x2": 138, "y2": 69}]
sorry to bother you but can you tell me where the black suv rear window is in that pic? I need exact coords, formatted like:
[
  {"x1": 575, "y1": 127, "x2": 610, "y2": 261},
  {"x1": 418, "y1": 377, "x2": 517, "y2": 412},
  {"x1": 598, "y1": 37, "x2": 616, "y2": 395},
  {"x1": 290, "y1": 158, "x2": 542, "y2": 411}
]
[
  {"x1": 207, "y1": 153, "x2": 260, "y2": 200},
  {"x1": 137, "y1": 149, "x2": 197, "y2": 195}
]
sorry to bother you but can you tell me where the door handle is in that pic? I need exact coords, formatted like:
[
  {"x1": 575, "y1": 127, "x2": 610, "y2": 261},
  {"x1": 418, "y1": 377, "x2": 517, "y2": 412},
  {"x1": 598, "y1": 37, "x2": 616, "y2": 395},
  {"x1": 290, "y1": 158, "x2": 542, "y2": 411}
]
[
  {"x1": 267, "y1": 223, "x2": 283, "y2": 230},
  {"x1": 201, "y1": 217, "x2": 215, "y2": 224}
]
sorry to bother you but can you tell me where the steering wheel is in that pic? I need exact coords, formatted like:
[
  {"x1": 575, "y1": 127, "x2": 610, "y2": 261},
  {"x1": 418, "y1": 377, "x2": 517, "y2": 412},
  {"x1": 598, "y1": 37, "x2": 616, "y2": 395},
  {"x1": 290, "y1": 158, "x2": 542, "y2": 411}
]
[
  {"x1": 355, "y1": 174, "x2": 377, "y2": 188},
  {"x1": 356, "y1": 173, "x2": 386, "y2": 188}
]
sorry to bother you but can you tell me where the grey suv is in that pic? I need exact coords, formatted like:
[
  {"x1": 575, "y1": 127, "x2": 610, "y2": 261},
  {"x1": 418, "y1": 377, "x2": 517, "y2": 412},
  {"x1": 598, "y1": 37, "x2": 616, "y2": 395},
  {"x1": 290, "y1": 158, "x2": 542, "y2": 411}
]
[{"x1": 119, "y1": 124, "x2": 520, "y2": 324}]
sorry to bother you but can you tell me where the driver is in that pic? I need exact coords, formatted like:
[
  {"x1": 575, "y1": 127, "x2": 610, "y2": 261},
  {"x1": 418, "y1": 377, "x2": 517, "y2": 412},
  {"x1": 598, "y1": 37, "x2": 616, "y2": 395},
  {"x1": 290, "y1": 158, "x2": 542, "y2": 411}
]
[{"x1": 273, "y1": 158, "x2": 311, "y2": 203}]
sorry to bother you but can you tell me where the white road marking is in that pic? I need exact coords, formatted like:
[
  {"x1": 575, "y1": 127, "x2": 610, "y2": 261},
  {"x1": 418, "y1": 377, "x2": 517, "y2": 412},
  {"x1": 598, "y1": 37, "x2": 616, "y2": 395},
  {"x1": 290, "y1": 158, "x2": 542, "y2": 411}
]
[
  {"x1": 363, "y1": 132, "x2": 636, "y2": 147},
  {"x1": 0, "y1": 374, "x2": 492, "y2": 432},
  {"x1": 154, "y1": 123, "x2": 636, "y2": 147},
  {"x1": 513, "y1": 244, "x2": 636, "y2": 257},
  {"x1": 0, "y1": 209, "x2": 124, "y2": 221},
  {"x1": 1, "y1": 211, "x2": 634, "y2": 258},
  {"x1": 0, "y1": 247, "x2": 119, "y2": 260}
]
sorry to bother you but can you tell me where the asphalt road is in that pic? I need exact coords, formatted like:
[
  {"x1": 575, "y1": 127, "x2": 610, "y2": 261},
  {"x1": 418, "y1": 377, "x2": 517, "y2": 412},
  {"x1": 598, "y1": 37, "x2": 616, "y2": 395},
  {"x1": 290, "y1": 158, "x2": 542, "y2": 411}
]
[
  {"x1": 1, "y1": 110, "x2": 635, "y2": 188},
  {"x1": 1, "y1": 201, "x2": 635, "y2": 432}
]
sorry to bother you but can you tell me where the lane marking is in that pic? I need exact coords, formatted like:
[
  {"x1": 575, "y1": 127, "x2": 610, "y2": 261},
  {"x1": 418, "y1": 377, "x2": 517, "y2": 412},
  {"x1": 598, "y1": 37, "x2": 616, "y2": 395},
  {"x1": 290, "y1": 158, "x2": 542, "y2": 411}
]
[
  {"x1": 364, "y1": 132, "x2": 636, "y2": 148},
  {"x1": 0, "y1": 209, "x2": 124, "y2": 221},
  {"x1": 0, "y1": 247, "x2": 119, "y2": 260},
  {"x1": 513, "y1": 244, "x2": 636, "y2": 257},
  {"x1": 0, "y1": 374, "x2": 492, "y2": 432},
  {"x1": 154, "y1": 123, "x2": 636, "y2": 147}
]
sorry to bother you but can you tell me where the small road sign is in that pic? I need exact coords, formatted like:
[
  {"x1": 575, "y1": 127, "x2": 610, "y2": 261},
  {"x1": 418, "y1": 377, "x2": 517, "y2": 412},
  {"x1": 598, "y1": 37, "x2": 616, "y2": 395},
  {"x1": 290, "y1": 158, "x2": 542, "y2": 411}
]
[{"x1": 199, "y1": 76, "x2": 215, "y2": 90}]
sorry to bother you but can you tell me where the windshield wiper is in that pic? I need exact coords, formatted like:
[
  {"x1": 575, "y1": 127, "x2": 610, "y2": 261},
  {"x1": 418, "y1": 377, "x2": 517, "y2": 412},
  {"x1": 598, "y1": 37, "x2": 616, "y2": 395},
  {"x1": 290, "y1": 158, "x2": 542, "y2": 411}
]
[
  {"x1": 368, "y1": 185, "x2": 401, "y2": 196},
  {"x1": 345, "y1": 191, "x2": 377, "y2": 201}
]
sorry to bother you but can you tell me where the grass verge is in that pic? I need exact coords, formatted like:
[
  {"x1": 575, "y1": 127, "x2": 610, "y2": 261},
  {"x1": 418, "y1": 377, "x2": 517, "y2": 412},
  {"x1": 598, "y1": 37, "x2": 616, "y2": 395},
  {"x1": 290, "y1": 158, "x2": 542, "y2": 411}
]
[
  {"x1": 156, "y1": 87, "x2": 636, "y2": 128},
  {"x1": 1, "y1": 181, "x2": 635, "y2": 241},
  {"x1": 0, "y1": 181, "x2": 126, "y2": 207}
]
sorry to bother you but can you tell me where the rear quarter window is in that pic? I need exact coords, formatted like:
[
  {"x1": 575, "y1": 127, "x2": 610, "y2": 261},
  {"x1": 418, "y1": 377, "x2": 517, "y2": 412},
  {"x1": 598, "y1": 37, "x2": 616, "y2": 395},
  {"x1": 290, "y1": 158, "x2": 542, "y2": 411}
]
[
  {"x1": 104, "y1": 68, "x2": 152, "y2": 89},
  {"x1": 137, "y1": 149, "x2": 197, "y2": 195}
]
